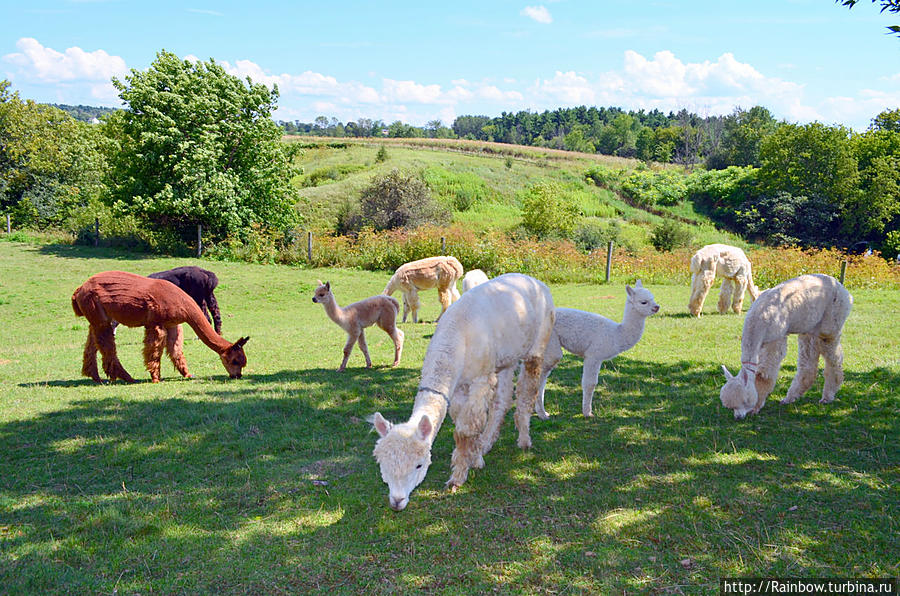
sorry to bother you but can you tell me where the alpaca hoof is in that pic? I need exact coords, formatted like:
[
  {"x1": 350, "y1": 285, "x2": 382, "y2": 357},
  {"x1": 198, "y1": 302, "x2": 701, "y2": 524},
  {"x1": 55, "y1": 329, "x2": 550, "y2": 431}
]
[
  {"x1": 536, "y1": 411, "x2": 550, "y2": 421},
  {"x1": 582, "y1": 409, "x2": 593, "y2": 418},
  {"x1": 517, "y1": 437, "x2": 532, "y2": 450},
  {"x1": 448, "y1": 484, "x2": 459, "y2": 493},
  {"x1": 472, "y1": 454, "x2": 485, "y2": 469},
  {"x1": 336, "y1": 367, "x2": 345, "y2": 372},
  {"x1": 819, "y1": 396, "x2": 835, "y2": 404}
]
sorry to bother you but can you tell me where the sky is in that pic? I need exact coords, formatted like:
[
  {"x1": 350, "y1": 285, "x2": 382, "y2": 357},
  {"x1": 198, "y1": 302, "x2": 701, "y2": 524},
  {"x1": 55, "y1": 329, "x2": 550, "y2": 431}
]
[{"x1": 2, "y1": 0, "x2": 899, "y2": 131}]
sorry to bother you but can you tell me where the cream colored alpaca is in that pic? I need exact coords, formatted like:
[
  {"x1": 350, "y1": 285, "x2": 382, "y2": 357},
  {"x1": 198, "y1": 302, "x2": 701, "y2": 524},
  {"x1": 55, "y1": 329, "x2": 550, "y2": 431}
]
[
  {"x1": 462, "y1": 269, "x2": 489, "y2": 293},
  {"x1": 383, "y1": 256, "x2": 464, "y2": 323},
  {"x1": 312, "y1": 281, "x2": 404, "y2": 372},
  {"x1": 688, "y1": 244, "x2": 760, "y2": 316},
  {"x1": 371, "y1": 273, "x2": 555, "y2": 511},
  {"x1": 720, "y1": 274, "x2": 852, "y2": 419},
  {"x1": 535, "y1": 280, "x2": 659, "y2": 419}
]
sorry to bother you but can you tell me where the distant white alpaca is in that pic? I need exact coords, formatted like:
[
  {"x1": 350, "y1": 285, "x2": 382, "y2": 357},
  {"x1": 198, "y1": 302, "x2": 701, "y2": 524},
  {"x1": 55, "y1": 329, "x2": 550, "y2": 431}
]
[
  {"x1": 312, "y1": 280, "x2": 404, "y2": 372},
  {"x1": 371, "y1": 273, "x2": 555, "y2": 511},
  {"x1": 688, "y1": 244, "x2": 760, "y2": 317},
  {"x1": 535, "y1": 280, "x2": 660, "y2": 419},
  {"x1": 462, "y1": 269, "x2": 489, "y2": 293},
  {"x1": 720, "y1": 274, "x2": 852, "y2": 420},
  {"x1": 383, "y1": 256, "x2": 464, "y2": 323}
]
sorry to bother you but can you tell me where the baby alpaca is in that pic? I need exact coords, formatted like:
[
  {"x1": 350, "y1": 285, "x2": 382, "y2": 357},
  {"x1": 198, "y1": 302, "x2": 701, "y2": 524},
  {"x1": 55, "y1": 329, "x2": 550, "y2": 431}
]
[
  {"x1": 371, "y1": 273, "x2": 555, "y2": 511},
  {"x1": 383, "y1": 256, "x2": 464, "y2": 323},
  {"x1": 720, "y1": 274, "x2": 852, "y2": 419},
  {"x1": 688, "y1": 244, "x2": 760, "y2": 317},
  {"x1": 535, "y1": 280, "x2": 660, "y2": 419},
  {"x1": 462, "y1": 269, "x2": 489, "y2": 293},
  {"x1": 313, "y1": 281, "x2": 404, "y2": 372}
]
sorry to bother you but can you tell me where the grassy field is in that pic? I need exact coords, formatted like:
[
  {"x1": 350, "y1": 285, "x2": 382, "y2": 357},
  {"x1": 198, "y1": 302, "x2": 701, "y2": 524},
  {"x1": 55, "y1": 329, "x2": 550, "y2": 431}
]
[{"x1": 0, "y1": 241, "x2": 898, "y2": 594}]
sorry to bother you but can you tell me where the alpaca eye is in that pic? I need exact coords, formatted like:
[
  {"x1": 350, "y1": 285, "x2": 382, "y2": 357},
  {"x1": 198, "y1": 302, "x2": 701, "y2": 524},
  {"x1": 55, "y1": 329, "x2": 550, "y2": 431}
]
[{"x1": 415, "y1": 464, "x2": 423, "y2": 469}]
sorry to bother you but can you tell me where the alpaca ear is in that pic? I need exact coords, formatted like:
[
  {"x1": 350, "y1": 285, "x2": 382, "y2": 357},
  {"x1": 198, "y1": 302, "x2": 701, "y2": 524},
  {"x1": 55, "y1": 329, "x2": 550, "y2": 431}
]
[
  {"x1": 372, "y1": 412, "x2": 392, "y2": 437},
  {"x1": 234, "y1": 336, "x2": 249, "y2": 348},
  {"x1": 635, "y1": 279, "x2": 643, "y2": 288},
  {"x1": 415, "y1": 415, "x2": 433, "y2": 441},
  {"x1": 316, "y1": 279, "x2": 324, "y2": 286},
  {"x1": 325, "y1": 281, "x2": 331, "y2": 291},
  {"x1": 626, "y1": 285, "x2": 634, "y2": 297},
  {"x1": 722, "y1": 365, "x2": 734, "y2": 380},
  {"x1": 739, "y1": 369, "x2": 751, "y2": 386}
]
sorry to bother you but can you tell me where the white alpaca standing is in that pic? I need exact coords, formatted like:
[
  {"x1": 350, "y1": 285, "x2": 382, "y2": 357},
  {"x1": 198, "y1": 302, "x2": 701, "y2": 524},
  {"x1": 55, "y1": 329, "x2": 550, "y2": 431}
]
[
  {"x1": 689, "y1": 244, "x2": 760, "y2": 317},
  {"x1": 312, "y1": 281, "x2": 405, "y2": 372},
  {"x1": 535, "y1": 280, "x2": 660, "y2": 419},
  {"x1": 720, "y1": 274, "x2": 852, "y2": 419},
  {"x1": 383, "y1": 256, "x2": 464, "y2": 323},
  {"x1": 462, "y1": 269, "x2": 489, "y2": 293},
  {"x1": 371, "y1": 273, "x2": 555, "y2": 511}
]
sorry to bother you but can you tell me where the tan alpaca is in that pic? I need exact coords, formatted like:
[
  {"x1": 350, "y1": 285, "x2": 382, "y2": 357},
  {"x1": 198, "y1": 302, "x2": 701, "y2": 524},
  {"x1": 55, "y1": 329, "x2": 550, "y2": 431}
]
[
  {"x1": 383, "y1": 256, "x2": 464, "y2": 323},
  {"x1": 72, "y1": 271, "x2": 249, "y2": 383},
  {"x1": 688, "y1": 244, "x2": 760, "y2": 317},
  {"x1": 313, "y1": 280, "x2": 404, "y2": 372}
]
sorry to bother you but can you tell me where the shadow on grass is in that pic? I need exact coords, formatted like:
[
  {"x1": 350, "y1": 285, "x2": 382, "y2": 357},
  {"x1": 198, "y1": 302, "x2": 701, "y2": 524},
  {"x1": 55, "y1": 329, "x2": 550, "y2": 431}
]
[
  {"x1": 0, "y1": 357, "x2": 897, "y2": 592},
  {"x1": 35, "y1": 243, "x2": 156, "y2": 261}
]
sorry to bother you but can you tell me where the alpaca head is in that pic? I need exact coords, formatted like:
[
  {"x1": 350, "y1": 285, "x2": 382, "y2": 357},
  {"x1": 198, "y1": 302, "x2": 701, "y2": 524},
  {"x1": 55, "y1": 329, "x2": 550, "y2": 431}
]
[
  {"x1": 719, "y1": 365, "x2": 758, "y2": 419},
  {"x1": 625, "y1": 280, "x2": 660, "y2": 317},
  {"x1": 220, "y1": 336, "x2": 249, "y2": 378},
  {"x1": 371, "y1": 412, "x2": 433, "y2": 511},
  {"x1": 312, "y1": 280, "x2": 332, "y2": 304}
]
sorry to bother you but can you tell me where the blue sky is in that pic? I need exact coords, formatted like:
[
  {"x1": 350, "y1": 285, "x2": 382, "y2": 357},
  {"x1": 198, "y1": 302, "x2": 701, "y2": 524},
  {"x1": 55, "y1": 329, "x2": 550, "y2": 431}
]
[{"x1": 2, "y1": 0, "x2": 899, "y2": 130}]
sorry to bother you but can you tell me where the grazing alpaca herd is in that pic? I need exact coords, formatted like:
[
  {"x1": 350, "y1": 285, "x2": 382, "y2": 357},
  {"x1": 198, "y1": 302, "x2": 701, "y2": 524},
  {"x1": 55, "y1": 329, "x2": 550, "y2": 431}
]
[{"x1": 71, "y1": 244, "x2": 852, "y2": 510}]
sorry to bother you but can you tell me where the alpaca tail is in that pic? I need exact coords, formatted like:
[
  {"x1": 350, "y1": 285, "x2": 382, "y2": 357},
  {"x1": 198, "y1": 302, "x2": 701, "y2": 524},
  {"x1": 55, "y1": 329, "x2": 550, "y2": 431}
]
[
  {"x1": 71, "y1": 291, "x2": 84, "y2": 317},
  {"x1": 383, "y1": 274, "x2": 398, "y2": 296}
]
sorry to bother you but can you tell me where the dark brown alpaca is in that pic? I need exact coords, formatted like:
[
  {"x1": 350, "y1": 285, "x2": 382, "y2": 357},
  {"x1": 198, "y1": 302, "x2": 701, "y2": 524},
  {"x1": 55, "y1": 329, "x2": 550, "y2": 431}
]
[{"x1": 72, "y1": 271, "x2": 249, "y2": 383}]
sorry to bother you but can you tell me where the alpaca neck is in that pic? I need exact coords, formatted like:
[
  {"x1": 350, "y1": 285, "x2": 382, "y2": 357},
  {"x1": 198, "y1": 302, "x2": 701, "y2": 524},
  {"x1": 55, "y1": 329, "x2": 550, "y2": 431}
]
[
  {"x1": 615, "y1": 302, "x2": 648, "y2": 352},
  {"x1": 738, "y1": 310, "x2": 766, "y2": 371},
  {"x1": 320, "y1": 296, "x2": 348, "y2": 328},
  {"x1": 409, "y1": 387, "x2": 450, "y2": 445},
  {"x1": 183, "y1": 305, "x2": 231, "y2": 354}
]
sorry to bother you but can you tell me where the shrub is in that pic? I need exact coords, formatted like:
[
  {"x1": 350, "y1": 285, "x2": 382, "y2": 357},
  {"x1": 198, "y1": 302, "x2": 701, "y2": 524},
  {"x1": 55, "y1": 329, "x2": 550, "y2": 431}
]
[
  {"x1": 348, "y1": 168, "x2": 450, "y2": 233},
  {"x1": 881, "y1": 230, "x2": 900, "y2": 261},
  {"x1": 375, "y1": 145, "x2": 389, "y2": 163},
  {"x1": 520, "y1": 181, "x2": 579, "y2": 239},
  {"x1": 573, "y1": 220, "x2": 621, "y2": 253},
  {"x1": 650, "y1": 219, "x2": 693, "y2": 252},
  {"x1": 621, "y1": 169, "x2": 689, "y2": 207}
]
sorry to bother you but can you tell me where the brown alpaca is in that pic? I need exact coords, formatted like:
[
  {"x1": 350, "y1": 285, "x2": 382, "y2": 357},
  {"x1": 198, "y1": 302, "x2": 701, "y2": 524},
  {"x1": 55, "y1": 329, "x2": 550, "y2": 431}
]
[
  {"x1": 72, "y1": 271, "x2": 249, "y2": 383},
  {"x1": 383, "y1": 256, "x2": 464, "y2": 323},
  {"x1": 313, "y1": 280, "x2": 404, "y2": 372}
]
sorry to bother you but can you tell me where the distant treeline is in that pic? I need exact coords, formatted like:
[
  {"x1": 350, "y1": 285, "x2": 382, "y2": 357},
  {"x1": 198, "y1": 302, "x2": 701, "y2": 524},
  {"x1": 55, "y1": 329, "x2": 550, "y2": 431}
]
[{"x1": 49, "y1": 103, "x2": 118, "y2": 123}]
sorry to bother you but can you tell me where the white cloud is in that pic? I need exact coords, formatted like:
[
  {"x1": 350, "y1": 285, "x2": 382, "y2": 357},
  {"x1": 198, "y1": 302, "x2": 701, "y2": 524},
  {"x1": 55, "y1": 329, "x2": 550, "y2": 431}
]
[
  {"x1": 521, "y1": 5, "x2": 553, "y2": 24},
  {"x1": 2, "y1": 37, "x2": 127, "y2": 83}
]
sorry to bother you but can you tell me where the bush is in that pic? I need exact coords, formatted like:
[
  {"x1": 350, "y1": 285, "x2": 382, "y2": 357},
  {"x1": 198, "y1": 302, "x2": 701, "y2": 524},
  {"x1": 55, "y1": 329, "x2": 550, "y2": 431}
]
[
  {"x1": 572, "y1": 220, "x2": 621, "y2": 253},
  {"x1": 340, "y1": 168, "x2": 450, "y2": 234},
  {"x1": 881, "y1": 230, "x2": 900, "y2": 261},
  {"x1": 375, "y1": 145, "x2": 389, "y2": 163},
  {"x1": 650, "y1": 219, "x2": 692, "y2": 252},
  {"x1": 520, "y1": 181, "x2": 579, "y2": 239},
  {"x1": 621, "y1": 169, "x2": 689, "y2": 207}
]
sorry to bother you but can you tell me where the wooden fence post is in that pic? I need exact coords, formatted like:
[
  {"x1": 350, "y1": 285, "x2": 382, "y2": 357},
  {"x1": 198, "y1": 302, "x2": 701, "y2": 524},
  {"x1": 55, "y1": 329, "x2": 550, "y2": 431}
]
[
  {"x1": 5, "y1": 214, "x2": 9, "y2": 234},
  {"x1": 197, "y1": 224, "x2": 202, "y2": 257},
  {"x1": 94, "y1": 217, "x2": 99, "y2": 247},
  {"x1": 307, "y1": 231, "x2": 313, "y2": 263},
  {"x1": 441, "y1": 236, "x2": 446, "y2": 254},
  {"x1": 605, "y1": 241, "x2": 614, "y2": 283},
  {"x1": 839, "y1": 261, "x2": 847, "y2": 285}
]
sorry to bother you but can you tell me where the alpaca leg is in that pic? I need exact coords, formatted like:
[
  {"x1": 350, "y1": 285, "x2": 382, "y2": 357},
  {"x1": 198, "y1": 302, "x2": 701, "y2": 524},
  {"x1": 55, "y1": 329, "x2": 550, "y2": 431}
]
[
  {"x1": 688, "y1": 271, "x2": 715, "y2": 317},
  {"x1": 143, "y1": 325, "x2": 167, "y2": 382},
  {"x1": 206, "y1": 291, "x2": 223, "y2": 335},
  {"x1": 580, "y1": 354, "x2": 605, "y2": 417},
  {"x1": 782, "y1": 334, "x2": 819, "y2": 404},
  {"x1": 717, "y1": 278, "x2": 734, "y2": 314},
  {"x1": 356, "y1": 329, "x2": 372, "y2": 368},
  {"x1": 338, "y1": 332, "x2": 359, "y2": 371},
  {"x1": 407, "y1": 288, "x2": 420, "y2": 323},
  {"x1": 513, "y1": 357, "x2": 544, "y2": 449},
  {"x1": 436, "y1": 288, "x2": 452, "y2": 321},
  {"x1": 400, "y1": 292, "x2": 411, "y2": 323},
  {"x1": 534, "y1": 341, "x2": 562, "y2": 420},
  {"x1": 448, "y1": 376, "x2": 493, "y2": 488},
  {"x1": 450, "y1": 283, "x2": 460, "y2": 303},
  {"x1": 731, "y1": 277, "x2": 748, "y2": 313},
  {"x1": 819, "y1": 336, "x2": 844, "y2": 404},
  {"x1": 165, "y1": 325, "x2": 192, "y2": 378},
  {"x1": 478, "y1": 367, "x2": 515, "y2": 460},
  {"x1": 95, "y1": 325, "x2": 135, "y2": 383},
  {"x1": 390, "y1": 327, "x2": 404, "y2": 367},
  {"x1": 82, "y1": 329, "x2": 102, "y2": 382}
]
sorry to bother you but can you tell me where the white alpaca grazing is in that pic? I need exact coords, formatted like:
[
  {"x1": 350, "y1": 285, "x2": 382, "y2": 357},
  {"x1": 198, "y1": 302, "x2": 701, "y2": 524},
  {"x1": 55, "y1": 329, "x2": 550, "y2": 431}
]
[
  {"x1": 688, "y1": 244, "x2": 760, "y2": 317},
  {"x1": 462, "y1": 269, "x2": 489, "y2": 293},
  {"x1": 719, "y1": 274, "x2": 852, "y2": 420},
  {"x1": 383, "y1": 256, "x2": 464, "y2": 323},
  {"x1": 535, "y1": 280, "x2": 660, "y2": 419},
  {"x1": 312, "y1": 281, "x2": 404, "y2": 372},
  {"x1": 371, "y1": 273, "x2": 555, "y2": 511}
]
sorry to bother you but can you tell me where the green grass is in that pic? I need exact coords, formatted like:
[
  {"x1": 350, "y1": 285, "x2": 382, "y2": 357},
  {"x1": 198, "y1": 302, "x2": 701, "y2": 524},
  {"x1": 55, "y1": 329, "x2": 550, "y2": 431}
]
[{"x1": 1, "y1": 241, "x2": 898, "y2": 594}]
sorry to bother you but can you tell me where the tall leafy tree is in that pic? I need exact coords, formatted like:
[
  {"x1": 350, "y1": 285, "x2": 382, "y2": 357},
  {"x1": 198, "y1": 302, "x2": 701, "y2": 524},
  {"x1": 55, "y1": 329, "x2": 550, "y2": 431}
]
[
  {"x1": 838, "y1": 0, "x2": 900, "y2": 37},
  {"x1": 107, "y1": 51, "x2": 299, "y2": 242}
]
